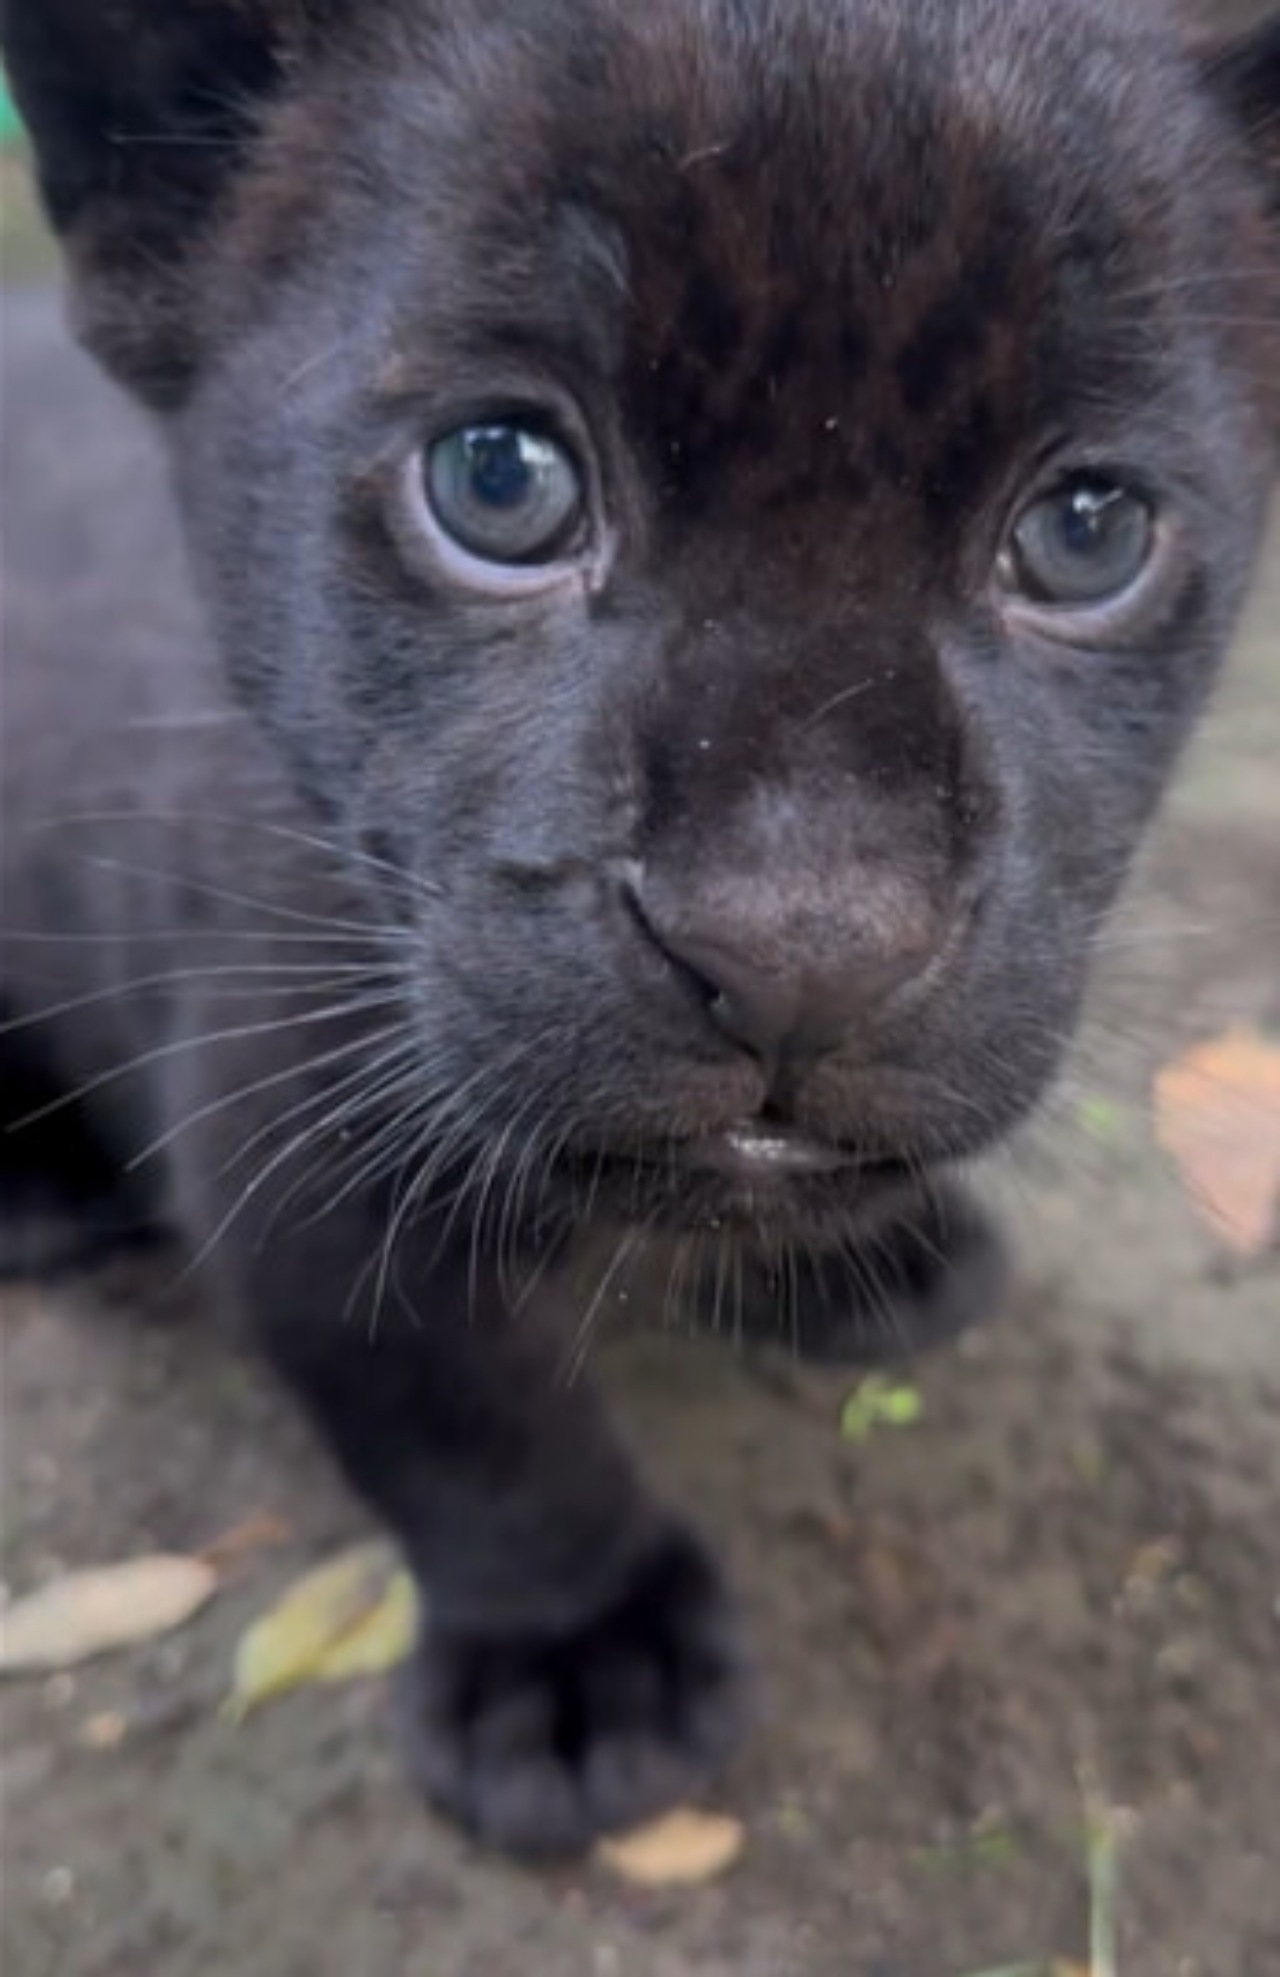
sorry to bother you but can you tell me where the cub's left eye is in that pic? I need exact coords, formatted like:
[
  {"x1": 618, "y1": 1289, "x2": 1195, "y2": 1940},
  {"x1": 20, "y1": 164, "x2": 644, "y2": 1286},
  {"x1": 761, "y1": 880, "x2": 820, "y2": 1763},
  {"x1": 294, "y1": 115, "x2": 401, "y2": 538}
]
[
  {"x1": 424, "y1": 422, "x2": 583, "y2": 564},
  {"x1": 1005, "y1": 476, "x2": 1155, "y2": 607}
]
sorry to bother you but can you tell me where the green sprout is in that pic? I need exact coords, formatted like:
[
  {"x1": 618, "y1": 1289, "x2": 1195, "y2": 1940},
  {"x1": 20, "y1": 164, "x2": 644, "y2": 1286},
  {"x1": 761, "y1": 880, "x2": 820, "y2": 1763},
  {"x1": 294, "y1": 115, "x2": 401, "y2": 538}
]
[{"x1": 839, "y1": 1373, "x2": 925, "y2": 1443}]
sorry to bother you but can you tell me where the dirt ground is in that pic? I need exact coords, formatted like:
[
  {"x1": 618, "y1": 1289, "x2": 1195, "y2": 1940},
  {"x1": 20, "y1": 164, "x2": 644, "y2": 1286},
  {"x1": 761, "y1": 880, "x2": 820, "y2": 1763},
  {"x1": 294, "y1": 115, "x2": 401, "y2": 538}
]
[{"x1": 3, "y1": 162, "x2": 1280, "y2": 1977}]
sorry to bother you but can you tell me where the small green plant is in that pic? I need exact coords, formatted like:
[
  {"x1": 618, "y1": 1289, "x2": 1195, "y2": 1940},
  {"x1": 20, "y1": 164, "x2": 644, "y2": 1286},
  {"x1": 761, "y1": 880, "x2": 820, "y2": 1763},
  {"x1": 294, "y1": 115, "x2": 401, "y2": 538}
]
[{"x1": 838, "y1": 1372, "x2": 924, "y2": 1443}]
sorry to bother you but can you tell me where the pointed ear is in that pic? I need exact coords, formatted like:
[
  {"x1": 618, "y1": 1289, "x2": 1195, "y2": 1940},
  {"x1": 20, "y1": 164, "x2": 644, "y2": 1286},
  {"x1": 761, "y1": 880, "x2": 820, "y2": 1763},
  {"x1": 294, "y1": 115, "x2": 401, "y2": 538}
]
[
  {"x1": 1202, "y1": 13, "x2": 1280, "y2": 219},
  {"x1": 0, "y1": 1, "x2": 330, "y2": 405}
]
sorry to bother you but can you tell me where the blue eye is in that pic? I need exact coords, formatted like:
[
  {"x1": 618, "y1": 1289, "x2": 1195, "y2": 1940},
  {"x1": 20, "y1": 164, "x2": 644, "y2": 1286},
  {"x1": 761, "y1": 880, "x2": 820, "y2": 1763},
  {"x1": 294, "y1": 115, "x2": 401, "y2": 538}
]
[
  {"x1": 425, "y1": 422, "x2": 583, "y2": 563},
  {"x1": 1008, "y1": 476, "x2": 1154, "y2": 606}
]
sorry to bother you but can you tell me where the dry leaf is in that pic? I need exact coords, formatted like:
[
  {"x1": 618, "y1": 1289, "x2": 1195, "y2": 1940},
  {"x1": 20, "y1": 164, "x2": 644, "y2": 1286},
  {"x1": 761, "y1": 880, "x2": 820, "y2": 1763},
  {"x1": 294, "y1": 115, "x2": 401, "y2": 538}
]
[
  {"x1": 308, "y1": 1568, "x2": 418, "y2": 1681},
  {"x1": 597, "y1": 1808, "x2": 745, "y2": 1887},
  {"x1": 0, "y1": 1556, "x2": 217, "y2": 1674},
  {"x1": 958, "y1": 1964, "x2": 1088, "y2": 1977},
  {"x1": 77, "y1": 1711, "x2": 128, "y2": 1751},
  {"x1": 197, "y1": 1510, "x2": 292, "y2": 1576},
  {"x1": 227, "y1": 1542, "x2": 419, "y2": 1717},
  {"x1": 1154, "y1": 1025, "x2": 1280, "y2": 1256}
]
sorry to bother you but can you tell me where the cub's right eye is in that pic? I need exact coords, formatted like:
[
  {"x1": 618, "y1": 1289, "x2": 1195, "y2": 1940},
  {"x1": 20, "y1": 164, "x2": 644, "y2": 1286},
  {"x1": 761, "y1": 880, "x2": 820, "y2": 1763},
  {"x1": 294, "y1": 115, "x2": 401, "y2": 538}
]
[{"x1": 423, "y1": 422, "x2": 584, "y2": 566}]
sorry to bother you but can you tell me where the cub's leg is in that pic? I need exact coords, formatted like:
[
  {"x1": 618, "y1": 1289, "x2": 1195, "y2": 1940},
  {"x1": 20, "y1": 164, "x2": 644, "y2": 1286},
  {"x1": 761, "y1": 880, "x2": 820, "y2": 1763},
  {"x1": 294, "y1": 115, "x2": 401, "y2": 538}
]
[{"x1": 163, "y1": 1030, "x2": 742, "y2": 1856}]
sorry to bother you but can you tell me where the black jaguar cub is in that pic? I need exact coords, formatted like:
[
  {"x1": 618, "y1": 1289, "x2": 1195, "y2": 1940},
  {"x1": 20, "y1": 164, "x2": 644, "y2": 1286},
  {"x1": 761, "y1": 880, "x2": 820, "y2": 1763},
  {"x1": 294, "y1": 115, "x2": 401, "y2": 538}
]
[{"x1": 2, "y1": 0, "x2": 1277, "y2": 1855}]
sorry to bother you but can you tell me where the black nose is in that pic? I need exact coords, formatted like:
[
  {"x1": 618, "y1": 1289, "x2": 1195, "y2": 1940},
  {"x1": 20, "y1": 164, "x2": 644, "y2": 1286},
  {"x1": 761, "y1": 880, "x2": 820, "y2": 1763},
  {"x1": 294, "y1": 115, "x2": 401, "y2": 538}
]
[{"x1": 625, "y1": 874, "x2": 938, "y2": 1071}]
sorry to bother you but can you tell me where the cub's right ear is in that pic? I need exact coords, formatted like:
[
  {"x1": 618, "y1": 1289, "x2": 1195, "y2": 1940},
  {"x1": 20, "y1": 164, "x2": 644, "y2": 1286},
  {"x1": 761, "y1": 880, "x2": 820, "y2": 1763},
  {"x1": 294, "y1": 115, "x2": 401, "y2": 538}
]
[{"x1": 0, "y1": 1, "x2": 336, "y2": 406}]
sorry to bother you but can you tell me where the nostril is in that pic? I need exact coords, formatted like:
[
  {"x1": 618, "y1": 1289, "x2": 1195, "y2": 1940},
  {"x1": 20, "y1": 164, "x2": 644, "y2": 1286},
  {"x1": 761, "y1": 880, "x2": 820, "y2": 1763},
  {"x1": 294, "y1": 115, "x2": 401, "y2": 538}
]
[
  {"x1": 622, "y1": 876, "x2": 745, "y2": 1026},
  {"x1": 684, "y1": 954, "x2": 801, "y2": 1062},
  {"x1": 621, "y1": 873, "x2": 809, "y2": 1065}
]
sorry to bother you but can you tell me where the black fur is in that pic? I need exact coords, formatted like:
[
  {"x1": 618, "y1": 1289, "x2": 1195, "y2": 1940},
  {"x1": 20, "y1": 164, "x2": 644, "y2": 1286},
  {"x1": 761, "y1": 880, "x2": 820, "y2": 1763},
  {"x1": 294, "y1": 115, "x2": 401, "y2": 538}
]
[{"x1": 2, "y1": 0, "x2": 1278, "y2": 1855}]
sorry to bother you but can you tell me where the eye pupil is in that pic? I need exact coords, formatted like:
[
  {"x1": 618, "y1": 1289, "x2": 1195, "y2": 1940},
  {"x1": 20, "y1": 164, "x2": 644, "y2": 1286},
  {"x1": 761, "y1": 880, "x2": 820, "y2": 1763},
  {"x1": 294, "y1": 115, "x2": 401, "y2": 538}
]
[
  {"x1": 464, "y1": 427, "x2": 537, "y2": 510},
  {"x1": 424, "y1": 420, "x2": 583, "y2": 564},
  {"x1": 1063, "y1": 485, "x2": 1113, "y2": 551}
]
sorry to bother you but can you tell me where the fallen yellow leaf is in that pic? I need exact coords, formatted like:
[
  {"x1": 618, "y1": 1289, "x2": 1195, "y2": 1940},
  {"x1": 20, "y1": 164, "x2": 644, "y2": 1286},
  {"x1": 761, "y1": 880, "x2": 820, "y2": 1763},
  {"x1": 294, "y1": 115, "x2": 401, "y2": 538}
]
[
  {"x1": 597, "y1": 1807, "x2": 745, "y2": 1887},
  {"x1": 227, "y1": 1542, "x2": 419, "y2": 1717},
  {"x1": 0, "y1": 1556, "x2": 217, "y2": 1674},
  {"x1": 1154, "y1": 1025, "x2": 1280, "y2": 1256},
  {"x1": 309, "y1": 1567, "x2": 418, "y2": 1681}
]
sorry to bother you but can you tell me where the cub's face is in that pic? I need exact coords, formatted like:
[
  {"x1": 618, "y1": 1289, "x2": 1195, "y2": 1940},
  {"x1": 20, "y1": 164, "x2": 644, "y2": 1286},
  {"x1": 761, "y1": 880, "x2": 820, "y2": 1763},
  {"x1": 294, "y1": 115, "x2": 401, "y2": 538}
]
[{"x1": 14, "y1": 0, "x2": 1280, "y2": 1247}]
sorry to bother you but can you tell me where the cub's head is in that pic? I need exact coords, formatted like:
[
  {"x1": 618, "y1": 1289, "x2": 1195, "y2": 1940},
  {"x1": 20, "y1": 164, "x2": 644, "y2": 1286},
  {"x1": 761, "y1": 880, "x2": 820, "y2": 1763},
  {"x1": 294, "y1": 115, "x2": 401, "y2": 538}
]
[{"x1": 6, "y1": 0, "x2": 1279, "y2": 1247}]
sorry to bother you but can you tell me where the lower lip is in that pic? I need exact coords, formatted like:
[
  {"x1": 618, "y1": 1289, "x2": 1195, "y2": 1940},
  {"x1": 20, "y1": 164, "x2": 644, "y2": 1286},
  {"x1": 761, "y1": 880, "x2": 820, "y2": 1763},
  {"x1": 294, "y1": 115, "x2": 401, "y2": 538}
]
[{"x1": 682, "y1": 1126, "x2": 856, "y2": 1182}]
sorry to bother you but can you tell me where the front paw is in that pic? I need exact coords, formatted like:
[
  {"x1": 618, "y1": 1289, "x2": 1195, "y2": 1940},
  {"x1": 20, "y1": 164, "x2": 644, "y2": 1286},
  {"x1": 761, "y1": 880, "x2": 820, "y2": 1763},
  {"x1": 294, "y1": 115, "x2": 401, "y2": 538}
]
[{"x1": 402, "y1": 1526, "x2": 744, "y2": 1857}]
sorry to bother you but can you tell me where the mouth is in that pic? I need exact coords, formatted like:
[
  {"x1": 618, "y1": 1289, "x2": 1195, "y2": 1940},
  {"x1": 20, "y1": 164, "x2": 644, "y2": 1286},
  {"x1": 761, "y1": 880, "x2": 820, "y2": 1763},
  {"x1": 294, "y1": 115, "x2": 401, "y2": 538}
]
[
  {"x1": 552, "y1": 1119, "x2": 916, "y2": 1233},
  {"x1": 673, "y1": 1120, "x2": 866, "y2": 1182}
]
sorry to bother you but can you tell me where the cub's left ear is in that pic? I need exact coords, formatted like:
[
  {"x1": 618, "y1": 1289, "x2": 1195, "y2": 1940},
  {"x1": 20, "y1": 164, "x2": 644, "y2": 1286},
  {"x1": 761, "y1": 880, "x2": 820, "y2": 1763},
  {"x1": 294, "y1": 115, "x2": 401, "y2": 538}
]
[{"x1": 1202, "y1": 14, "x2": 1280, "y2": 218}]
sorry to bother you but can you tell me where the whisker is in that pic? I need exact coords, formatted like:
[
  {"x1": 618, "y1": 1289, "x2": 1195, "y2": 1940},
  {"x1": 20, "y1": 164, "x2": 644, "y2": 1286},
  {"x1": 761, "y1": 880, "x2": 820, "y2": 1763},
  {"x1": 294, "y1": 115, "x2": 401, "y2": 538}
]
[
  {"x1": 0, "y1": 961, "x2": 395, "y2": 1038},
  {"x1": 2, "y1": 922, "x2": 400, "y2": 952},
  {"x1": 279, "y1": 1064, "x2": 456, "y2": 1230},
  {"x1": 72, "y1": 852, "x2": 391, "y2": 939},
  {"x1": 28, "y1": 804, "x2": 442, "y2": 905},
  {"x1": 143, "y1": 1019, "x2": 417, "y2": 1179},
  {"x1": 560, "y1": 1216, "x2": 655, "y2": 1386},
  {"x1": 175, "y1": 1042, "x2": 419, "y2": 1286},
  {"x1": 9, "y1": 990, "x2": 406, "y2": 1134}
]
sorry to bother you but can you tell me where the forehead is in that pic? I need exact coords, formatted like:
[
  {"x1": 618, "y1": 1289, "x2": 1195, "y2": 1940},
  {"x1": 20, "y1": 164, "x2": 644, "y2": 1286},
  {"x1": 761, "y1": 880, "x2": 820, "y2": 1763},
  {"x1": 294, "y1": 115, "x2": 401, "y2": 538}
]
[{"x1": 367, "y1": 0, "x2": 1211, "y2": 515}]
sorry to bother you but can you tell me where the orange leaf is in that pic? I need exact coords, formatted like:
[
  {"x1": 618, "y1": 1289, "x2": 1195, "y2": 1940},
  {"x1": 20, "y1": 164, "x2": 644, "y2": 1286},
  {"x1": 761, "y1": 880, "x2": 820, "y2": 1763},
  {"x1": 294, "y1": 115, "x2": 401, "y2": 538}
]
[
  {"x1": 1154, "y1": 1026, "x2": 1280, "y2": 1256},
  {"x1": 197, "y1": 1510, "x2": 292, "y2": 1576},
  {"x1": 597, "y1": 1808, "x2": 745, "y2": 1886}
]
